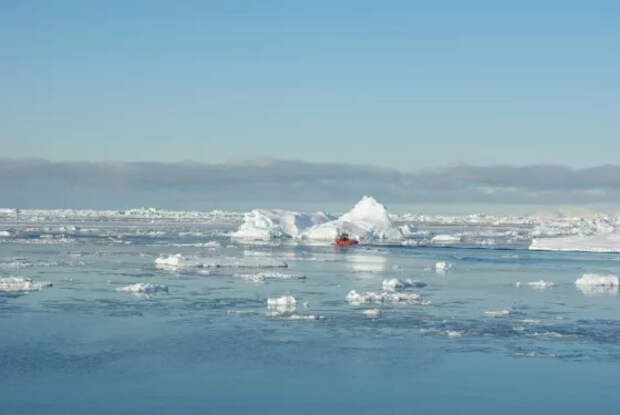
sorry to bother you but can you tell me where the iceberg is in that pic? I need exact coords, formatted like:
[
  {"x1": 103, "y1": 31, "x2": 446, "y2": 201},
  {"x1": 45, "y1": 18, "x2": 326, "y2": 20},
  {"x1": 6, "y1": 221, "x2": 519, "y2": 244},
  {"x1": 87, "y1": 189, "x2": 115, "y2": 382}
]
[
  {"x1": 231, "y1": 209, "x2": 331, "y2": 240},
  {"x1": 302, "y1": 196, "x2": 402, "y2": 241},
  {"x1": 231, "y1": 196, "x2": 402, "y2": 242}
]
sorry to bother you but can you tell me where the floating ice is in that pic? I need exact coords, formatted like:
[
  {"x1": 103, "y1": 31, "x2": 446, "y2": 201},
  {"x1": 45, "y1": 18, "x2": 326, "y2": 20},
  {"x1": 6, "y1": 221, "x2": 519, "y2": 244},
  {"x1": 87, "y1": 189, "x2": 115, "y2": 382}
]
[
  {"x1": 363, "y1": 309, "x2": 381, "y2": 319},
  {"x1": 155, "y1": 254, "x2": 287, "y2": 271},
  {"x1": 484, "y1": 310, "x2": 510, "y2": 317},
  {"x1": 431, "y1": 234, "x2": 461, "y2": 244},
  {"x1": 234, "y1": 272, "x2": 305, "y2": 283},
  {"x1": 232, "y1": 209, "x2": 330, "y2": 240},
  {"x1": 515, "y1": 280, "x2": 555, "y2": 289},
  {"x1": 575, "y1": 273, "x2": 619, "y2": 295},
  {"x1": 116, "y1": 283, "x2": 168, "y2": 295},
  {"x1": 435, "y1": 261, "x2": 452, "y2": 273},
  {"x1": 530, "y1": 233, "x2": 620, "y2": 252},
  {"x1": 0, "y1": 230, "x2": 10, "y2": 237},
  {"x1": 302, "y1": 196, "x2": 402, "y2": 241},
  {"x1": 267, "y1": 295, "x2": 297, "y2": 315},
  {"x1": 346, "y1": 290, "x2": 428, "y2": 305},
  {"x1": 382, "y1": 278, "x2": 426, "y2": 292},
  {"x1": 0, "y1": 276, "x2": 52, "y2": 292}
]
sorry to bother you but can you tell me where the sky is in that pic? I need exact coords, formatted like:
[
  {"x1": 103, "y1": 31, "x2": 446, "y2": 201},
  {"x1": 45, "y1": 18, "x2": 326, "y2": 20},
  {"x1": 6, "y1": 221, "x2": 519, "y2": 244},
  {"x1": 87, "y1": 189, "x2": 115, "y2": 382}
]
[{"x1": 1, "y1": 1, "x2": 619, "y2": 170}]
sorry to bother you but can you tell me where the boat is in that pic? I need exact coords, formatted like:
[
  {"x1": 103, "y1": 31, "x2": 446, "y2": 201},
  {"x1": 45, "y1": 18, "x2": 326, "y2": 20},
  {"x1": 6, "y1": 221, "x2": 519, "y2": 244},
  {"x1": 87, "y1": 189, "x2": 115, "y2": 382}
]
[{"x1": 334, "y1": 232, "x2": 359, "y2": 246}]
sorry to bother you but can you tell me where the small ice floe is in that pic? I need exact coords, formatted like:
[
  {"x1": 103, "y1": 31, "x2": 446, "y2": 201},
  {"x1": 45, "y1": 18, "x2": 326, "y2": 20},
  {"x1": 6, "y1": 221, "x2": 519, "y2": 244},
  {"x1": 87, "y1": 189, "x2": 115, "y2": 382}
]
[
  {"x1": 431, "y1": 234, "x2": 461, "y2": 244},
  {"x1": 484, "y1": 309, "x2": 510, "y2": 317},
  {"x1": 155, "y1": 254, "x2": 185, "y2": 270},
  {"x1": 234, "y1": 272, "x2": 305, "y2": 283},
  {"x1": 575, "y1": 273, "x2": 619, "y2": 295},
  {"x1": 115, "y1": 283, "x2": 168, "y2": 295},
  {"x1": 363, "y1": 309, "x2": 381, "y2": 319},
  {"x1": 435, "y1": 261, "x2": 452, "y2": 273},
  {"x1": 421, "y1": 328, "x2": 463, "y2": 338},
  {"x1": 0, "y1": 230, "x2": 11, "y2": 237},
  {"x1": 515, "y1": 280, "x2": 555, "y2": 289},
  {"x1": 267, "y1": 295, "x2": 297, "y2": 315},
  {"x1": 266, "y1": 295, "x2": 324, "y2": 320},
  {"x1": 346, "y1": 290, "x2": 429, "y2": 305},
  {"x1": 382, "y1": 278, "x2": 426, "y2": 292},
  {"x1": 0, "y1": 276, "x2": 52, "y2": 292},
  {"x1": 155, "y1": 254, "x2": 288, "y2": 271},
  {"x1": 512, "y1": 351, "x2": 556, "y2": 359}
]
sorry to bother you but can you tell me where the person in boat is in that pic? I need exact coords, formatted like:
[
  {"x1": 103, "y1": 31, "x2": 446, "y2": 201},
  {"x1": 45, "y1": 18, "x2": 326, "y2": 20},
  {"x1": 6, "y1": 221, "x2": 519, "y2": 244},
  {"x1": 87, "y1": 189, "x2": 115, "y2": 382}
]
[{"x1": 337, "y1": 232, "x2": 350, "y2": 241}]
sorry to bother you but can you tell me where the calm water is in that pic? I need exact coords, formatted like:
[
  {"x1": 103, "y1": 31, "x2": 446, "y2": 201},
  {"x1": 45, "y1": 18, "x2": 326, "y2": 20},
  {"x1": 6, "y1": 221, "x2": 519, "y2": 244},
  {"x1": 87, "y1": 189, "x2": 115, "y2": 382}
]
[{"x1": 1, "y1": 213, "x2": 620, "y2": 414}]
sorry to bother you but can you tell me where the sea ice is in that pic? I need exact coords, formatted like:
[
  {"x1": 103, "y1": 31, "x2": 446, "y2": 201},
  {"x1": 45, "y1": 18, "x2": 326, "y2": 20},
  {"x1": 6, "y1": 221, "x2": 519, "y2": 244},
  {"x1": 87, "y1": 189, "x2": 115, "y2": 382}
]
[
  {"x1": 435, "y1": 261, "x2": 452, "y2": 273},
  {"x1": 267, "y1": 295, "x2": 297, "y2": 315},
  {"x1": 346, "y1": 290, "x2": 427, "y2": 305},
  {"x1": 302, "y1": 196, "x2": 402, "y2": 241},
  {"x1": 575, "y1": 273, "x2": 619, "y2": 295},
  {"x1": 116, "y1": 283, "x2": 168, "y2": 295},
  {"x1": 515, "y1": 280, "x2": 555, "y2": 289},
  {"x1": 363, "y1": 309, "x2": 381, "y2": 318},
  {"x1": 0, "y1": 276, "x2": 52, "y2": 292},
  {"x1": 484, "y1": 310, "x2": 510, "y2": 317},
  {"x1": 382, "y1": 278, "x2": 426, "y2": 292},
  {"x1": 231, "y1": 209, "x2": 330, "y2": 240}
]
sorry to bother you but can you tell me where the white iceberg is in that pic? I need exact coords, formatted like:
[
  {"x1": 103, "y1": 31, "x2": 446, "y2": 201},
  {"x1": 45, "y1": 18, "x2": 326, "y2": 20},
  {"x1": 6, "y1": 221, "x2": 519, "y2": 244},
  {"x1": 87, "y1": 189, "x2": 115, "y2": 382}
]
[
  {"x1": 575, "y1": 273, "x2": 619, "y2": 295},
  {"x1": 232, "y1": 209, "x2": 331, "y2": 240},
  {"x1": 302, "y1": 196, "x2": 402, "y2": 241},
  {"x1": 431, "y1": 234, "x2": 461, "y2": 244},
  {"x1": 0, "y1": 276, "x2": 52, "y2": 292}
]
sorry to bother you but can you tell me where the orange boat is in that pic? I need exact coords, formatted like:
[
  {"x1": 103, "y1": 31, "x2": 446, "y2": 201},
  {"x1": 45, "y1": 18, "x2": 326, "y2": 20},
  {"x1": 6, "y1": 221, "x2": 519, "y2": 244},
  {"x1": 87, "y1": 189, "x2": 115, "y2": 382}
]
[{"x1": 334, "y1": 232, "x2": 359, "y2": 246}]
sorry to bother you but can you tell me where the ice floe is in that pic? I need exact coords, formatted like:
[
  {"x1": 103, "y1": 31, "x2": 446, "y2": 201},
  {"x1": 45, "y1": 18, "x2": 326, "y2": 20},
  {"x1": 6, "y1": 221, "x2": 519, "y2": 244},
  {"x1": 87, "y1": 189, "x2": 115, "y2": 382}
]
[
  {"x1": 0, "y1": 276, "x2": 52, "y2": 292},
  {"x1": 234, "y1": 272, "x2": 305, "y2": 283},
  {"x1": 363, "y1": 309, "x2": 381, "y2": 319},
  {"x1": 484, "y1": 310, "x2": 510, "y2": 317},
  {"x1": 435, "y1": 261, "x2": 452, "y2": 273},
  {"x1": 515, "y1": 280, "x2": 555, "y2": 289},
  {"x1": 116, "y1": 283, "x2": 169, "y2": 295},
  {"x1": 575, "y1": 273, "x2": 619, "y2": 295},
  {"x1": 346, "y1": 290, "x2": 428, "y2": 305},
  {"x1": 155, "y1": 254, "x2": 287, "y2": 271},
  {"x1": 382, "y1": 278, "x2": 426, "y2": 292}
]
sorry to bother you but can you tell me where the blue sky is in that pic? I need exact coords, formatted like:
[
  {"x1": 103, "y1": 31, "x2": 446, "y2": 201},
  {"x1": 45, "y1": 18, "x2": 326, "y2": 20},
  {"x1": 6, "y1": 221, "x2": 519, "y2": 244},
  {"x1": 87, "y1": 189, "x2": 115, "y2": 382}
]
[{"x1": 1, "y1": 1, "x2": 618, "y2": 170}]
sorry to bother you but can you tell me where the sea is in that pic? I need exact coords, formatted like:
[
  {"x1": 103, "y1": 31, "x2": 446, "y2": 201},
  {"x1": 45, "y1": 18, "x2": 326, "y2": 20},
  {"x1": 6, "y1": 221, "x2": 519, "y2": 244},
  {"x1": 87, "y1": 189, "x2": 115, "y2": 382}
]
[{"x1": 1, "y1": 204, "x2": 620, "y2": 414}]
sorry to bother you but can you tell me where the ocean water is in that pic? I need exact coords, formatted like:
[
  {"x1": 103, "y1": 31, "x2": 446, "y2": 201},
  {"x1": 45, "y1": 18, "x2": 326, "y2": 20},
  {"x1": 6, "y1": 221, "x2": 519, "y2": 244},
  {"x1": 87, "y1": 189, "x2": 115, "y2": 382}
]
[{"x1": 2, "y1": 208, "x2": 620, "y2": 414}]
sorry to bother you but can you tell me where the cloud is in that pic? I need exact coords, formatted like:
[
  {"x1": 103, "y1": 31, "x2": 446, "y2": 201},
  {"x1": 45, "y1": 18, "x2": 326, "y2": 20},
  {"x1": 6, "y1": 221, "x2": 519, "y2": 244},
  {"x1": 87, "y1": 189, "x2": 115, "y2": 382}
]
[{"x1": 2, "y1": 158, "x2": 620, "y2": 209}]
